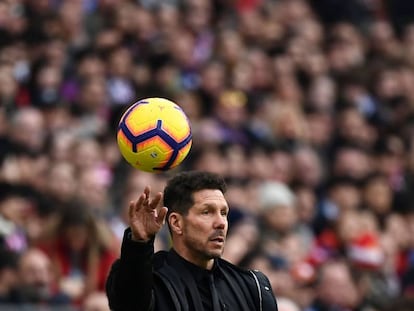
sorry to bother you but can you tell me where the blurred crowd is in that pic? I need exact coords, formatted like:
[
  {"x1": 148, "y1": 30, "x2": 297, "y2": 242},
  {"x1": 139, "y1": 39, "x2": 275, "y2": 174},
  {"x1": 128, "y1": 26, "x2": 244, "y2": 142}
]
[{"x1": 1, "y1": 0, "x2": 414, "y2": 310}]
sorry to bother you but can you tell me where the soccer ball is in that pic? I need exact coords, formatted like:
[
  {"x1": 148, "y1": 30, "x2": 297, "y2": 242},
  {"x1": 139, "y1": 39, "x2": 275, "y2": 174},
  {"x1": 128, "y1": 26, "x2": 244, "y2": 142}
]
[{"x1": 117, "y1": 97, "x2": 192, "y2": 172}]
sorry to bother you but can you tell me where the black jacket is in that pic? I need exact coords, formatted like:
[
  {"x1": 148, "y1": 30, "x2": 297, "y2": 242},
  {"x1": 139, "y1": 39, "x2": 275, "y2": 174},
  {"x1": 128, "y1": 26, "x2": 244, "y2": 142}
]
[{"x1": 106, "y1": 229, "x2": 278, "y2": 310}]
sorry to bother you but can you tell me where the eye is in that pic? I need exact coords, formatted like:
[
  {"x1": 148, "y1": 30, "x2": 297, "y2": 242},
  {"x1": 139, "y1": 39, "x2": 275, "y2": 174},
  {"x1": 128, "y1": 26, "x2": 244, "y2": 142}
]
[
  {"x1": 221, "y1": 209, "x2": 228, "y2": 216},
  {"x1": 201, "y1": 210, "x2": 209, "y2": 215}
]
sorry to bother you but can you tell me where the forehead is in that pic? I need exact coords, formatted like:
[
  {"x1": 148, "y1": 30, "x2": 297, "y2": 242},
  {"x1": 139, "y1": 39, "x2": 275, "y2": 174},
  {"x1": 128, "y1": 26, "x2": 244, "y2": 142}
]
[{"x1": 192, "y1": 189, "x2": 227, "y2": 206}]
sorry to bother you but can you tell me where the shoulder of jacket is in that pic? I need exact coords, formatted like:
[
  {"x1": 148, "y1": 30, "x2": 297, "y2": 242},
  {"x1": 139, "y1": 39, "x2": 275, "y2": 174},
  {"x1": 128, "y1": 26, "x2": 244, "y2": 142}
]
[
  {"x1": 217, "y1": 258, "x2": 251, "y2": 274},
  {"x1": 218, "y1": 258, "x2": 268, "y2": 280},
  {"x1": 218, "y1": 259, "x2": 277, "y2": 310},
  {"x1": 249, "y1": 269, "x2": 272, "y2": 288},
  {"x1": 249, "y1": 269, "x2": 278, "y2": 311}
]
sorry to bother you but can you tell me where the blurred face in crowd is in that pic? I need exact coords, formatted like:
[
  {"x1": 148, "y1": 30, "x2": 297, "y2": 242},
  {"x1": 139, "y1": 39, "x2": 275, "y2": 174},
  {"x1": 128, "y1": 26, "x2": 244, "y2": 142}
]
[
  {"x1": 77, "y1": 167, "x2": 110, "y2": 210},
  {"x1": 294, "y1": 186, "x2": 316, "y2": 224},
  {"x1": 307, "y1": 76, "x2": 336, "y2": 111},
  {"x1": 64, "y1": 223, "x2": 89, "y2": 252},
  {"x1": 292, "y1": 147, "x2": 323, "y2": 188},
  {"x1": 49, "y1": 132, "x2": 76, "y2": 162},
  {"x1": 10, "y1": 108, "x2": 46, "y2": 152},
  {"x1": 305, "y1": 111, "x2": 334, "y2": 148},
  {"x1": 374, "y1": 67, "x2": 402, "y2": 101},
  {"x1": 184, "y1": 0, "x2": 212, "y2": 33},
  {"x1": 218, "y1": 30, "x2": 244, "y2": 66},
  {"x1": 77, "y1": 55, "x2": 105, "y2": 80},
  {"x1": 328, "y1": 182, "x2": 361, "y2": 212},
  {"x1": 199, "y1": 61, "x2": 226, "y2": 96},
  {"x1": 79, "y1": 77, "x2": 107, "y2": 112},
  {"x1": 224, "y1": 145, "x2": 248, "y2": 179},
  {"x1": 47, "y1": 162, "x2": 76, "y2": 203},
  {"x1": 222, "y1": 220, "x2": 259, "y2": 264},
  {"x1": 36, "y1": 64, "x2": 62, "y2": 91},
  {"x1": 277, "y1": 297, "x2": 300, "y2": 311},
  {"x1": 263, "y1": 203, "x2": 298, "y2": 234},
  {"x1": 108, "y1": 47, "x2": 132, "y2": 78},
  {"x1": 72, "y1": 138, "x2": 102, "y2": 170},
  {"x1": 134, "y1": 7, "x2": 156, "y2": 41},
  {"x1": 193, "y1": 148, "x2": 228, "y2": 175},
  {"x1": 368, "y1": 20, "x2": 398, "y2": 55},
  {"x1": 333, "y1": 147, "x2": 372, "y2": 180},
  {"x1": 248, "y1": 148, "x2": 273, "y2": 180},
  {"x1": 270, "y1": 150, "x2": 294, "y2": 184},
  {"x1": 248, "y1": 49, "x2": 273, "y2": 90},
  {"x1": 337, "y1": 107, "x2": 376, "y2": 148},
  {"x1": 83, "y1": 291, "x2": 111, "y2": 311},
  {"x1": 317, "y1": 261, "x2": 360, "y2": 308},
  {"x1": 336, "y1": 210, "x2": 365, "y2": 244},
  {"x1": 19, "y1": 249, "x2": 53, "y2": 301},
  {"x1": 169, "y1": 30, "x2": 195, "y2": 68},
  {"x1": 157, "y1": 4, "x2": 180, "y2": 33},
  {"x1": 174, "y1": 91, "x2": 202, "y2": 122},
  {"x1": 0, "y1": 195, "x2": 31, "y2": 227},
  {"x1": 0, "y1": 64, "x2": 18, "y2": 98},
  {"x1": 215, "y1": 91, "x2": 248, "y2": 129},
  {"x1": 272, "y1": 106, "x2": 307, "y2": 141},
  {"x1": 362, "y1": 175, "x2": 392, "y2": 215}
]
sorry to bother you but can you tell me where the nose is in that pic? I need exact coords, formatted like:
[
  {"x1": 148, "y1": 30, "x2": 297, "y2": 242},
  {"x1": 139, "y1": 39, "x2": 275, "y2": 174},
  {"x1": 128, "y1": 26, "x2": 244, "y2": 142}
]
[{"x1": 213, "y1": 212, "x2": 227, "y2": 229}]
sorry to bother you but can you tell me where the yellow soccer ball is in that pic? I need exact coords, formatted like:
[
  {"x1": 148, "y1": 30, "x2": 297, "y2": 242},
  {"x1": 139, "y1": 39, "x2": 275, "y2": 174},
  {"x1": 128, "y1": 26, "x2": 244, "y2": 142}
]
[{"x1": 117, "y1": 98, "x2": 192, "y2": 172}]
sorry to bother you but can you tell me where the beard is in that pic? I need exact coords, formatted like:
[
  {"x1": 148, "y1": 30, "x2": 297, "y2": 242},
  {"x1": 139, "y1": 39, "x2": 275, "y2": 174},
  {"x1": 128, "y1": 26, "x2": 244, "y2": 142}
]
[
  {"x1": 182, "y1": 227, "x2": 226, "y2": 260},
  {"x1": 19, "y1": 284, "x2": 51, "y2": 302}
]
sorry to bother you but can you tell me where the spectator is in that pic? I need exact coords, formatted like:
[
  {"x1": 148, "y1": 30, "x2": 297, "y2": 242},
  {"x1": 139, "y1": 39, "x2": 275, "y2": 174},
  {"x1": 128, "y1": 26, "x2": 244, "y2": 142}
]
[
  {"x1": 277, "y1": 296, "x2": 301, "y2": 311},
  {"x1": 0, "y1": 183, "x2": 31, "y2": 252},
  {"x1": 83, "y1": 291, "x2": 110, "y2": 311},
  {"x1": 17, "y1": 247, "x2": 71, "y2": 305},
  {"x1": 0, "y1": 249, "x2": 19, "y2": 304},
  {"x1": 308, "y1": 259, "x2": 362, "y2": 311},
  {"x1": 50, "y1": 205, "x2": 118, "y2": 303}
]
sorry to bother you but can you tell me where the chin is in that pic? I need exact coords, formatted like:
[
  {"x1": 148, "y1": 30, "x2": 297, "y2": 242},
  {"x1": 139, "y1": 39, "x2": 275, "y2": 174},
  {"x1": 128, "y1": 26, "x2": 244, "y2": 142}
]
[{"x1": 207, "y1": 248, "x2": 224, "y2": 259}]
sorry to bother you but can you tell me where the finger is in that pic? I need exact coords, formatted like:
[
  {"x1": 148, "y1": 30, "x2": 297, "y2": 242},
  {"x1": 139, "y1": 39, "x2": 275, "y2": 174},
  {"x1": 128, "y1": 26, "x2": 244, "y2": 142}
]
[
  {"x1": 143, "y1": 186, "x2": 151, "y2": 200},
  {"x1": 129, "y1": 193, "x2": 145, "y2": 218},
  {"x1": 142, "y1": 185, "x2": 152, "y2": 208},
  {"x1": 149, "y1": 191, "x2": 163, "y2": 210},
  {"x1": 157, "y1": 206, "x2": 168, "y2": 225},
  {"x1": 128, "y1": 200, "x2": 135, "y2": 220}
]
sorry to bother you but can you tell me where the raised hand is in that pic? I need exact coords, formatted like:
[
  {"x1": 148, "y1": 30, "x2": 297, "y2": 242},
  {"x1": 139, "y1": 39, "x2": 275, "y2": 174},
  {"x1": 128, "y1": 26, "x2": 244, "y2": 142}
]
[{"x1": 128, "y1": 186, "x2": 168, "y2": 242}]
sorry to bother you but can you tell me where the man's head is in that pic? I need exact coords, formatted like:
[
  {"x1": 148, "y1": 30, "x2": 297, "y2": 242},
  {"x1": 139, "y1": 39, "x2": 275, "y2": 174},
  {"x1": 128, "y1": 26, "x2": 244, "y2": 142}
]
[
  {"x1": 316, "y1": 260, "x2": 360, "y2": 308},
  {"x1": 18, "y1": 248, "x2": 53, "y2": 302},
  {"x1": 164, "y1": 171, "x2": 228, "y2": 269}
]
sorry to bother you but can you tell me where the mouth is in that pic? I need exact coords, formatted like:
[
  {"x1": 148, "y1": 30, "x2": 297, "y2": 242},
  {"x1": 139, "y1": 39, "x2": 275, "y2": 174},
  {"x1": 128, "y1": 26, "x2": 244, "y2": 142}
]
[{"x1": 210, "y1": 237, "x2": 225, "y2": 243}]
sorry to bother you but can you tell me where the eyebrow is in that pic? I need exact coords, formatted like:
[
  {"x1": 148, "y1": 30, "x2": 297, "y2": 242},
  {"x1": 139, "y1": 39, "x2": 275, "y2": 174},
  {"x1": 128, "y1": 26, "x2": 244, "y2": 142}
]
[{"x1": 198, "y1": 203, "x2": 229, "y2": 211}]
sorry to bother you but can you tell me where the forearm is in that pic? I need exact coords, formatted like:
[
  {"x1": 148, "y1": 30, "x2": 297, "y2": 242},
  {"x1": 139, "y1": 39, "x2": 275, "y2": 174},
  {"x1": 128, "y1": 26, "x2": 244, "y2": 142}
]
[{"x1": 106, "y1": 228, "x2": 155, "y2": 310}]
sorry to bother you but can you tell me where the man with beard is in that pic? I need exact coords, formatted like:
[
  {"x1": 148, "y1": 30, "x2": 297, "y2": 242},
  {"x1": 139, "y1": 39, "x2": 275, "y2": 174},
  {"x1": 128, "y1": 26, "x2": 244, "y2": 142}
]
[
  {"x1": 17, "y1": 247, "x2": 70, "y2": 306},
  {"x1": 106, "y1": 171, "x2": 278, "y2": 310}
]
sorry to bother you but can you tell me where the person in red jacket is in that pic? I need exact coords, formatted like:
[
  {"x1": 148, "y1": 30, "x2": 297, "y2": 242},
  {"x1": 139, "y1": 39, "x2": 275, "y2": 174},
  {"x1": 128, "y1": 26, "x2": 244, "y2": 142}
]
[{"x1": 52, "y1": 205, "x2": 118, "y2": 304}]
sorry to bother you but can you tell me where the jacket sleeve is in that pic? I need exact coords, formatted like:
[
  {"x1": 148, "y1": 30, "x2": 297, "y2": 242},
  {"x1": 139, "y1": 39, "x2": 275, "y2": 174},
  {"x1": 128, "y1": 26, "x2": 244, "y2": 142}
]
[{"x1": 106, "y1": 228, "x2": 155, "y2": 311}]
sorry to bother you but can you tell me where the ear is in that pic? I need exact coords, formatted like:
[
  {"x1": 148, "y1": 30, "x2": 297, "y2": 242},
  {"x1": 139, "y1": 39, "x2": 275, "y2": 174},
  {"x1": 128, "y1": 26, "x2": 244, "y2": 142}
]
[{"x1": 169, "y1": 212, "x2": 183, "y2": 235}]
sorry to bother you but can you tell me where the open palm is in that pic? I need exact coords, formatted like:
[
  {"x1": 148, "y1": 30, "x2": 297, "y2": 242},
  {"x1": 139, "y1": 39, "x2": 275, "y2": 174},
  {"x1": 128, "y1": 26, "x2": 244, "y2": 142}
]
[{"x1": 128, "y1": 186, "x2": 168, "y2": 242}]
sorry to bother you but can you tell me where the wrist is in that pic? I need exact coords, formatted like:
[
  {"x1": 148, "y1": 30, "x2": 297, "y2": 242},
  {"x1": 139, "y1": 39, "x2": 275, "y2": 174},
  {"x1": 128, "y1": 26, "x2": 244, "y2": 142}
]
[{"x1": 129, "y1": 230, "x2": 153, "y2": 243}]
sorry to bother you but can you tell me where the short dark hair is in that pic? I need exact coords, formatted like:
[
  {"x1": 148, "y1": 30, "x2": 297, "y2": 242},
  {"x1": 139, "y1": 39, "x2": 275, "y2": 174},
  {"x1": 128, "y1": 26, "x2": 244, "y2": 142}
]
[{"x1": 164, "y1": 171, "x2": 227, "y2": 217}]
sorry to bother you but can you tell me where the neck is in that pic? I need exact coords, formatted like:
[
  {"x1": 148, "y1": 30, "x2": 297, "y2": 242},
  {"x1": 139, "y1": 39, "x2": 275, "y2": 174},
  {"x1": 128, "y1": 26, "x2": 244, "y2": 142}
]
[{"x1": 173, "y1": 247, "x2": 215, "y2": 270}]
